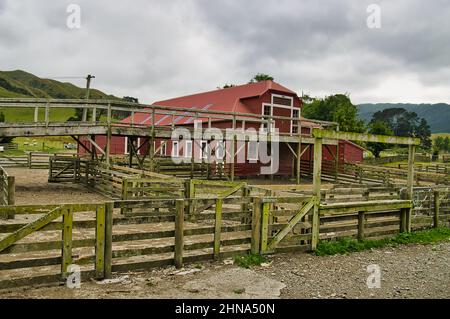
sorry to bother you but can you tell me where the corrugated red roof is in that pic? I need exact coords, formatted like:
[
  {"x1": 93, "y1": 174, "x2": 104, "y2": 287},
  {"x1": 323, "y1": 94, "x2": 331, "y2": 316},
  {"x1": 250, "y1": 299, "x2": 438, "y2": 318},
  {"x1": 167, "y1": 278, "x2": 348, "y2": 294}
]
[{"x1": 123, "y1": 80, "x2": 299, "y2": 126}]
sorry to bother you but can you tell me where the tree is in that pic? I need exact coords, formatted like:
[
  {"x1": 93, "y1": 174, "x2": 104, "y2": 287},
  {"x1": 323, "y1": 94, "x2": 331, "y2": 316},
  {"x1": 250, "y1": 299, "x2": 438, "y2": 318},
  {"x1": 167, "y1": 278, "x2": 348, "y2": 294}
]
[
  {"x1": 370, "y1": 108, "x2": 432, "y2": 149},
  {"x1": 302, "y1": 94, "x2": 365, "y2": 132},
  {"x1": 366, "y1": 120, "x2": 394, "y2": 158},
  {"x1": 433, "y1": 136, "x2": 445, "y2": 154},
  {"x1": 123, "y1": 96, "x2": 139, "y2": 103},
  {"x1": 219, "y1": 84, "x2": 237, "y2": 89},
  {"x1": 445, "y1": 137, "x2": 450, "y2": 152},
  {"x1": 416, "y1": 118, "x2": 432, "y2": 149},
  {"x1": 249, "y1": 73, "x2": 274, "y2": 83}
]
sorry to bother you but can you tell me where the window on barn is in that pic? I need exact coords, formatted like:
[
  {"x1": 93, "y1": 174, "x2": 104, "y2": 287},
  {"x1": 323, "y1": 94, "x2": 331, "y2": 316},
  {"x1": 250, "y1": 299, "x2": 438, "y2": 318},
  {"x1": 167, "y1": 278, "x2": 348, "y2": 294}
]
[
  {"x1": 160, "y1": 142, "x2": 167, "y2": 156},
  {"x1": 215, "y1": 141, "x2": 225, "y2": 161},
  {"x1": 172, "y1": 141, "x2": 179, "y2": 157},
  {"x1": 291, "y1": 108, "x2": 300, "y2": 134},
  {"x1": 200, "y1": 141, "x2": 208, "y2": 160},
  {"x1": 184, "y1": 141, "x2": 192, "y2": 158},
  {"x1": 124, "y1": 137, "x2": 141, "y2": 155},
  {"x1": 247, "y1": 141, "x2": 258, "y2": 161},
  {"x1": 273, "y1": 96, "x2": 292, "y2": 106},
  {"x1": 261, "y1": 104, "x2": 273, "y2": 132}
]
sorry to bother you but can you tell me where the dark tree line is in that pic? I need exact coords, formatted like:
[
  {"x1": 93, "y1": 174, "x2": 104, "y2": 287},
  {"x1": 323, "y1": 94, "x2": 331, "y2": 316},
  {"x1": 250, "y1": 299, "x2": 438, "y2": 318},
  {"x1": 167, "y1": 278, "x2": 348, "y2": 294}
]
[
  {"x1": 434, "y1": 136, "x2": 450, "y2": 154},
  {"x1": 302, "y1": 96, "x2": 432, "y2": 157}
]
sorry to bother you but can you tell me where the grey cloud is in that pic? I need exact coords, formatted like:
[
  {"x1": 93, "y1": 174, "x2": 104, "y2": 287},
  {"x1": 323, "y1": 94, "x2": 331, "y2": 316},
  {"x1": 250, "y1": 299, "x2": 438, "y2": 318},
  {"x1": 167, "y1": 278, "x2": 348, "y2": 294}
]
[{"x1": 0, "y1": 0, "x2": 449, "y2": 104}]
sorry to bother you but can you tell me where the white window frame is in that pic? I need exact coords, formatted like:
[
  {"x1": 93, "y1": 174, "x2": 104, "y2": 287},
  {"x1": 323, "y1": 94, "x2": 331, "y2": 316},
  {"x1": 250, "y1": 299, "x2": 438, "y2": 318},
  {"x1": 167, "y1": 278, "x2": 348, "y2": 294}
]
[
  {"x1": 215, "y1": 141, "x2": 225, "y2": 161},
  {"x1": 124, "y1": 137, "x2": 129, "y2": 155},
  {"x1": 160, "y1": 141, "x2": 167, "y2": 156},
  {"x1": 291, "y1": 107, "x2": 301, "y2": 135},
  {"x1": 184, "y1": 140, "x2": 193, "y2": 158},
  {"x1": 172, "y1": 141, "x2": 179, "y2": 157},
  {"x1": 200, "y1": 141, "x2": 208, "y2": 159},
  {"x1": 271, "y1": 93, "x2": 294, "y2": 108},
  {"x1": 247, "y1": 141, "x2": 259, "y2": 161},
  {"x1": 261, "y1": 103, "x2": 274, "y2": 133},
  {"x1": 124, "y1": 137, "x2": 141, "y2": 155}
]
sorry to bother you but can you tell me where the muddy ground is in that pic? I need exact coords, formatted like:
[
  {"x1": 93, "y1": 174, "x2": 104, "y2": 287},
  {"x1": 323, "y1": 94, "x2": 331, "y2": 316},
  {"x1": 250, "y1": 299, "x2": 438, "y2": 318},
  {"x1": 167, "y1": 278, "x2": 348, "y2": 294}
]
[
  {"x1": 0, "y1": 241, "x2": 448, "y2": 299},
  {"x1": 7, "y1": 168, "x2": 109, "y2": 205}
]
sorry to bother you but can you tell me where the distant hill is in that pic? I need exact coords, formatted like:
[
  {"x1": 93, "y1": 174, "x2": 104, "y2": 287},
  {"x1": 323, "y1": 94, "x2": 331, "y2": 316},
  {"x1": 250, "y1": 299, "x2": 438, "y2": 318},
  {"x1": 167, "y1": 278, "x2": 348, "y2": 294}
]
[
  {"x1": 358, "y1": 103, "x2": 450, "y2": 133},
  {"x1": 0, "y1": 70, "x2": 118, "y2": 100},
  {"x1": 0, "y1": 70, "x2": 124, "y2": 122}
]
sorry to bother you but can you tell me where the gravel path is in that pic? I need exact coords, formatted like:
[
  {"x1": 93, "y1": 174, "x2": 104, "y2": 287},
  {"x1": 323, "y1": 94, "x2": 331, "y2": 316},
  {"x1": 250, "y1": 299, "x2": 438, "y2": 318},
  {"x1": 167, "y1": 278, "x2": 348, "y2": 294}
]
[
  {"x1": 1, "y1": 241, "x2": 448, "y2": 299},
  {"x1": 259, "y1": 241, "x2": 450, "y2": 299}
]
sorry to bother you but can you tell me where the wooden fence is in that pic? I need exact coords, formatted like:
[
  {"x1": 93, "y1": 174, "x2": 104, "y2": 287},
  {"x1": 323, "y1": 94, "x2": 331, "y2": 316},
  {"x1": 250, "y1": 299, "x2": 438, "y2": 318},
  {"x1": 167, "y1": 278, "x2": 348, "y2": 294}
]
[
  {"x1": 112, "y1": 155, "x2": 225, "y2": 180},
  {"x1": 0, "y1": 197, "x2": 252, "y2": 289},
  {"x1": 0, "y1": 143, "x2": 18, "y2": 151},
  {"x1": 0, "y1": 166, "x2": 14, "y2": 213},
  {"x1": 0, "y1": 152, "x2": 77, "y2": 169},
  {"x1": 50, "y1": 157, "x2": 247, "y2": 203},
  {"x1": 0, "y1": 203, "x2": 109, "y2": 289},
  {"x1": 342, "y1": 163, "x2": 449, "y2": 186},
  {"x1": 396, "y1": 163, "x2": 450, "y2": 175},
  {"x1": 363, "y1": 153, "x2": 432, "y2": 165},
  {"x1": 0, "y1": 185, "x2": 449, "y2": 289}
]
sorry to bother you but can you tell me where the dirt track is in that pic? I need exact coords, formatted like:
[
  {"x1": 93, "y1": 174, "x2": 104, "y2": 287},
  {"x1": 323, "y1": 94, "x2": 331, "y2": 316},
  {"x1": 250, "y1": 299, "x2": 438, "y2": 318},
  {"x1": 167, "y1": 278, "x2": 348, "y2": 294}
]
[
  {"x1": 0, "y1": 241, "x2": 448, "y2": 299},
  {"x1": 6, "y1": 168, "x2": 108, "y2": 205}
]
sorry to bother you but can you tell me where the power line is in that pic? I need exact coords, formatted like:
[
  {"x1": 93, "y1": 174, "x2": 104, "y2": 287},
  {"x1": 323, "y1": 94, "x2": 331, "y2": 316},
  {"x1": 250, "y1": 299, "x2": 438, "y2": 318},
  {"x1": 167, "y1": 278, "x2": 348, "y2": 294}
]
[{"x1": 45, "y1": 76, "x2": 86, "y2": 79}]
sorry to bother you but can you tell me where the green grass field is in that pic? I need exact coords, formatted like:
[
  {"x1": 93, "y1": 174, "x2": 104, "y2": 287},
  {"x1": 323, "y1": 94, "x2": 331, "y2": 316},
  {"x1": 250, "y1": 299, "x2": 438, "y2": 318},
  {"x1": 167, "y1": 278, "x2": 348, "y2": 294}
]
[
  {"x1": 0, "y1": 107, "x2": 76, "y2": 123},
  {"x1": 3, "y1": 136, "x2": 75, "y2": 155}
]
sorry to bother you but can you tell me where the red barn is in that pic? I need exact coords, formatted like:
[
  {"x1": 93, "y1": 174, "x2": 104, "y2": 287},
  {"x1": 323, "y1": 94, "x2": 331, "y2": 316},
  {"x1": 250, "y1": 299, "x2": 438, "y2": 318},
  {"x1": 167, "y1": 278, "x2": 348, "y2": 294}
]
[{"x1": 78, "y1": 80, "x2": 364, "y2": 177}]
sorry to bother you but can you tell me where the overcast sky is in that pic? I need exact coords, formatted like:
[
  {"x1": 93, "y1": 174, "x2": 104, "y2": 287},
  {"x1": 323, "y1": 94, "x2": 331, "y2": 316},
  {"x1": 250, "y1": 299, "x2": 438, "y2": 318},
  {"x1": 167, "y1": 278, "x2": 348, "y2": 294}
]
[{"x1": 1, "y1": 0, "x2": 449, "y2": 104}]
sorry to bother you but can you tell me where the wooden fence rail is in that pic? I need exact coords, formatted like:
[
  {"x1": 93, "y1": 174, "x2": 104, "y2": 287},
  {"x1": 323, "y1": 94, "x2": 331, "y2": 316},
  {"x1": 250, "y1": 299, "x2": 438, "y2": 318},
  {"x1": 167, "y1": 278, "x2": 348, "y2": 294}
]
[
  {"x1": 0, "y1": 152, "x2": 77, "y2": 169},
  {"x1": 344, "y1": 163, "x2": 449, "y2": 186}
]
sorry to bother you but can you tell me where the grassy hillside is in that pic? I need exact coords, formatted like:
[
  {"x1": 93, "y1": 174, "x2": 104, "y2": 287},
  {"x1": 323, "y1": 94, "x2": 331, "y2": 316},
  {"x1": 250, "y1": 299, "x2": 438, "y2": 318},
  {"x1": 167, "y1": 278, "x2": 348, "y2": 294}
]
[
  {"x1": 0, "y1": 70, "x2": 120, "y2": 122},
  {"x1": 358, "y1": 103, "x2": 450, "y2": 133},
  {"x1": 0, "y1": 70, "x2": 117, "y2": 100}
]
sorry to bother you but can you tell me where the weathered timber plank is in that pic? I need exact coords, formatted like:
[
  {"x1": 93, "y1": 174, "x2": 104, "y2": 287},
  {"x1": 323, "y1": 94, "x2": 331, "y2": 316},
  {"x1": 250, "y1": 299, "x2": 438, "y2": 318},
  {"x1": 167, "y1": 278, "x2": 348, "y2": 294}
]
[{"x1": 0, "y1": 205, "x2": 63, "y2": 253}]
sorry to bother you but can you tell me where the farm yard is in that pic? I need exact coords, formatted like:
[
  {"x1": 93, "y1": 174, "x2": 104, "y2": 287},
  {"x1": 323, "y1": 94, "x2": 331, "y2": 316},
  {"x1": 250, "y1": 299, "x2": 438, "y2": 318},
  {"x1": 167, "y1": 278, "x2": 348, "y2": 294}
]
[
  {"x1": 0, "y1": 97, "x2": 449, "y2": 299},
  {"x1": 1, "y1": 240, "x2": 449, "y2": 299}
]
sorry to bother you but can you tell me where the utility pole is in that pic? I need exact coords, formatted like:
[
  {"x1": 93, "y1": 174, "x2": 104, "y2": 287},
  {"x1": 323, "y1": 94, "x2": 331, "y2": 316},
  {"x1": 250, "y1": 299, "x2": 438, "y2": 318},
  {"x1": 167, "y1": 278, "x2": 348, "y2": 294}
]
[{"x1": 82, "y1": 74, "x2": 95, "y2": 121}]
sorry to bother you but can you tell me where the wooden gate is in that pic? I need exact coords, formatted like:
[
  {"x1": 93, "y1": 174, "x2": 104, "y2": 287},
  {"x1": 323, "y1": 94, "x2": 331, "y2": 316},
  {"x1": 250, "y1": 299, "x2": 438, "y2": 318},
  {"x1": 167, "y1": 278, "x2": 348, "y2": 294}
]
[
  {"x1": 0, "y1": 203, "x2": 111, "y2": 289},
  {"x1": 48, "y1": 156, "x2": 81, "y2": 182},
  {"x1": 259, "y1": 196, "x2": 315, "y2": 254}
]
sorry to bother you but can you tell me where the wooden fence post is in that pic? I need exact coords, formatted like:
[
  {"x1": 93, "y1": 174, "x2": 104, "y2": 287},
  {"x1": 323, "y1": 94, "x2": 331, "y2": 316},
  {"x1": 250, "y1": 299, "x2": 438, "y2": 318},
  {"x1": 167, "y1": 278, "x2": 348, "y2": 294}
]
[
  {"x1": 405, "y1": 145, "x2": 415, "y2": 232},
  {"x1": 434, "y1": 191, "x2": 440, "y2": 228},
  {"x1": 357, "y1": 211, "x2": 365, "y2": 241},
  {"x1": 174, "y1": 199, "x2": 184, "y2": 269},
  {"x1": 28, "y1": 152, "x2": 32, "y2": 169},
  {"x1": 95, "y1": 205, "x2": 106, "y2": 279},
  {"x1": 311, "y1": 137, "x2": 322, "y2": 251},
  {"x1": 241, "y1": 185, "x2": 250, "y2": 223},
  {"x1": 45, "y1": 102, "x2": 50, "y2": 126},
  {"x1": 213, "y1": 198, "x2": 223, "y2": 260},
  {"x1": 184, "y1": 179, "x2": 194, "y2": 220},
  {"x1": 104, "y1": 202, "x2": 114, "y2": 279},
  {"x1": 7, "y1": 175, "x2": 14, "y2": 206},
  {"x1": 120, "y1": 178, "x2": 131, "y2": 215},
  {"x1": 400, "y1": 190, "x2": 408, "y2": 233},
  {"x1": 260, "y1": 200, "x2": 270, "y2": 253},
  {"x1": 251, "y1": 197, "x2": 262, "y2": 254},
  {"x1": 61, "y1": 206, "x2": 73, "y2": 279}
]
